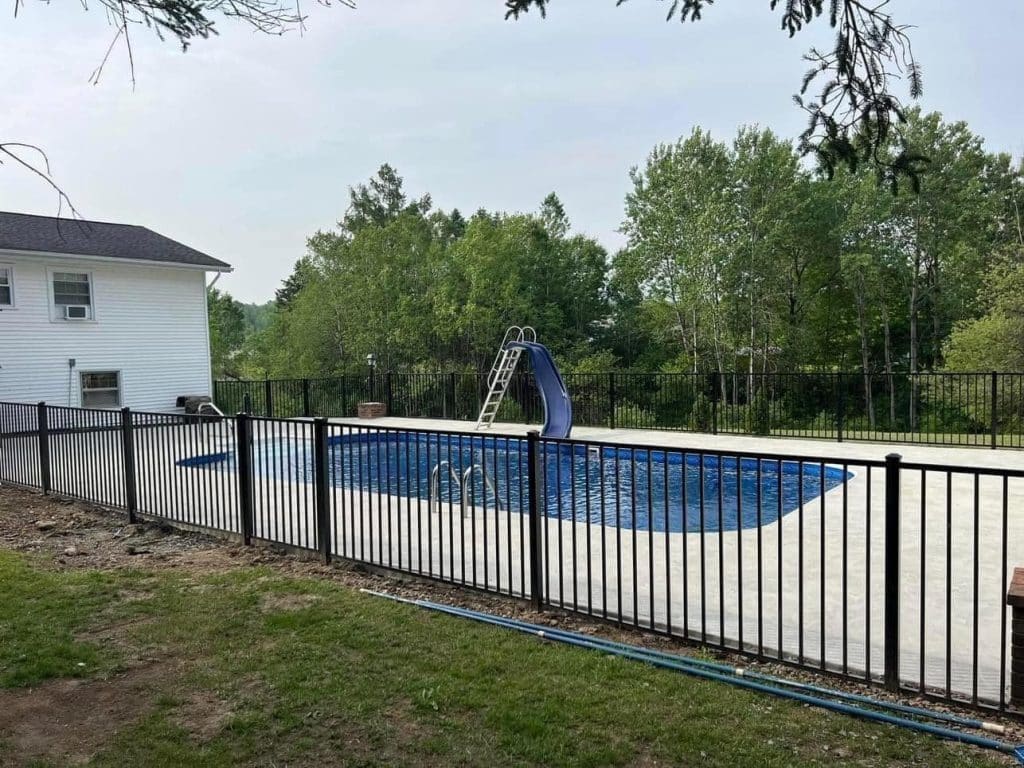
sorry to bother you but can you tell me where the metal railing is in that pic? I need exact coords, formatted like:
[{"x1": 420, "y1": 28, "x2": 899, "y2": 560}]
[
  {"x1": 214, "y1": 370, "x2": 1024, "y2": 449},
  {"x1": 2, "y1": 399, "x2": 1022, "y2": 714}
]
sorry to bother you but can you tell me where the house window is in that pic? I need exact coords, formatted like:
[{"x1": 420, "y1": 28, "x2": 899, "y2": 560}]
[
  {"x1": 81, "y1": 371, "x2": 120, "y2": 408},
  {"x1": 0, "y1": 266, "x2": 12, "y2": 307},
  {"x1": 53, "y1": 271, "x2": 92, "y2": 318}
]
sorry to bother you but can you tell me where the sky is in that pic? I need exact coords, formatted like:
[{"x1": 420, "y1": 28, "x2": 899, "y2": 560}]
[{"x1": 1, "y1": 1, "x2": 1022, "y2": 302}]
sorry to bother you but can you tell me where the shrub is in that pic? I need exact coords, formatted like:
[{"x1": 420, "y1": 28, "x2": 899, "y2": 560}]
[
  {"x1": 614, "y1": 403, "x2": 656, "y2": 429},
  {"x1": 496, "y1": 398, "x2": 527, "y2": 424},
  {"x1": 746, "y1": 388, "x2": 771, "y2": 435},
  {"x1": 688, "y1": 393, "x2": 713, "y2": 432}
]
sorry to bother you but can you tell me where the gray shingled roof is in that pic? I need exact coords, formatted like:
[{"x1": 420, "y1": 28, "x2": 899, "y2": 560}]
[{"x1": 0, "y1": 211, "x2": 231, "y2": 270}]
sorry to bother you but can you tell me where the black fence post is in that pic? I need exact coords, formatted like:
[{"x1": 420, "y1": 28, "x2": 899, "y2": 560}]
[
  {"x1": 710, "y1": 372, "x2": 720, "y2": 435},
  {"x1": 264, "y1": 380, "x2": 274, "y2": 418},
  {"x1": 36, "y1": 402, "x2": 51, "y2": 495},
  {"x1": 448, "y1": 372, "x2": 457, "y2": 420},
  {"x1": 608, "y1": 372, "x2": 616, "y2": 430},
  {"x1": 243, "y1": 391, "x2": 253, "y2": 416},
  {"x1": 385, "y1": 372, "x2": 394, "y2": 416},
  {"x1": 120, "y1": 407, "x2": 138, "y2": 523},
  {"x1": 313, "y1": 417, "x2": 332, "y2": 564},
  {"x1": 340, "y1": 374, "x2": 349, "y2": 417},
  {"x1": 884, "y1": 452, "x2": 902, "y2": 691},
  {"x1": 836, "y1": 372, "x2": 845, "y2": 443},
  {"x1": 991, "y1": 371, "x2": 998, "y2": 450},
  {"x1": 236, "y1": 413, "x2": 254, "y2": 545},
  {"x1": 526, "y1": 430, "x2": 545, "y2": 611},
  {"x1": 302, "y1": 378, "x2": 312, "y2": 418}
]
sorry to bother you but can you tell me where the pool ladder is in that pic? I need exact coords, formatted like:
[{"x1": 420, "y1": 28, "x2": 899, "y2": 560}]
[
  {"x1": 429, "y1": 460, "x2": 501, "y2": 516},
  {"x1": 475, "y1": 326, "x2": 536, "y2": 431}
]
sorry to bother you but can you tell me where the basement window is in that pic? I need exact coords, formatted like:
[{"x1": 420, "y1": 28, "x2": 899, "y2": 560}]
[{"x1": 81, "y1": 371, "x2": 121, "y2": 408}]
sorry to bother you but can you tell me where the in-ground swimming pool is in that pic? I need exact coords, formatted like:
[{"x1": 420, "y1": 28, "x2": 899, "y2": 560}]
[{"x1": 183, "y1": 431, "x2": 851, "y2": 533}]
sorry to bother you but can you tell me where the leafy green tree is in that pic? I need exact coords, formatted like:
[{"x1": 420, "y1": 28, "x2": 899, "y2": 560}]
[
  {"x1": 275, "y1": 257, "x2": 316, "y2": 311},
  {"x1": 622, "y1": 128, "x2": 734, "y2": 373},
  {"x1": 208, "y1": 288, "x2": 246, "y2": 378},
  {"x1": 342, "y1": 164, "x2": 432, "y2": 236},
  {"x1": 944, "y1": 258, "x2": 1024, "y2": 372},
  {"x1": 240, "y1": 301, "x2": 276, "y2": 334}
]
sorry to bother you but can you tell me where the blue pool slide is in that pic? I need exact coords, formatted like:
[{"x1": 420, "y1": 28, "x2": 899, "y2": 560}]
[{"x1": 506, "y1": 341, "x2": 573, "y2": 439}]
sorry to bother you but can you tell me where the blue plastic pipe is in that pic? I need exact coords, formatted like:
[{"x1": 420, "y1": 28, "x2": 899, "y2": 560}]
[{"x1": 362, "y1": 590, "x2": 1024, "y2": 763}]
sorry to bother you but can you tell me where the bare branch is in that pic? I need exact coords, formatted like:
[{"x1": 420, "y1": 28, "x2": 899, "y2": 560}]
[{"x1": 0, "y1": 142, "x2": 83, "y2": 222}]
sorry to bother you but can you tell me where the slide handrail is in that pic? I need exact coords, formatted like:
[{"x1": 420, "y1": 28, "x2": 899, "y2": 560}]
[{"x1": 486, "y1": 326, "x2": 536, "y2": 389}]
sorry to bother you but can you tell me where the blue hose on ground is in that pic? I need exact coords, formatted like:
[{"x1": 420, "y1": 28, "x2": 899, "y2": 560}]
[
  {"x1": 408, "y1": 596, "x2": 1001, "y2": 735},
  {"x1": 361, "y1": 589, "x2": 1024, "y2": 763}
]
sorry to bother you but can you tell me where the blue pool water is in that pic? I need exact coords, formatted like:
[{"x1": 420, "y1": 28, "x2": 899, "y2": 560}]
[{"x1": 185, "y1": 431, "x2": 851, "y2": 533}]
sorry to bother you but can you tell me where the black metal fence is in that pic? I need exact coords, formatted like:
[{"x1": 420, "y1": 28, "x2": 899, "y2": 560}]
[
  {"x1": 2, "y1": 399, "x2": 1022, "y2": 714},
  {"x1": 214, "y1": 371, "x2": 1024, "y2": 449}
]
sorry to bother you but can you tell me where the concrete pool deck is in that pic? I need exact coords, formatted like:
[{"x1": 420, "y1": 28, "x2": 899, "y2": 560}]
[
  {"x1": 3, "y1": 414, "x2": 1021, "y2": 706},
  {"x1": 327, "y1": 415, "x2": 1024, "y2": 470},
  {"x1": 322, "y1": 416, "x2": 1024, "y2": 705}
]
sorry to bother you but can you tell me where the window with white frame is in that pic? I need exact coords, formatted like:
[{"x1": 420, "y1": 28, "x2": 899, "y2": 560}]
[
  {"x1": 81, "y1": 372, "x2": 120, "y2": 408},
  {"x1": 52, "y1": 271, "x2": 93, "y2": 319},
  {"x1": 0, "y1": 266, "x2": 12, "y2": 307}
]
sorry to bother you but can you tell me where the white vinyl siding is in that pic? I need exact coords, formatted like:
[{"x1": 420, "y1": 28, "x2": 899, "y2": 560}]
[
  {"x1": 0, "y1": 256, "x2": 212, "y2": 410},
  {"x1": 0, "y1": 265, "x2": 12, "y2": 307}
]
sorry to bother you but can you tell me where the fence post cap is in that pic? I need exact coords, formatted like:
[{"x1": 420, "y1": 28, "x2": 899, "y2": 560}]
[{"x1": 885, "y1": 452, "x2": 903, "y2": 462}]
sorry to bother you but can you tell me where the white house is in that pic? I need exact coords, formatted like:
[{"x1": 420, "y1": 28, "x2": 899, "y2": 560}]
[{"x1": 0, "y1": 211, "x2": 231, "y2": 411}]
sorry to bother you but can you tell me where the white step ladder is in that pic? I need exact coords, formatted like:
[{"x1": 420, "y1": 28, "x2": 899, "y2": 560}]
[{"x1": 475, "y1": 326, "x2": 535, "y2": 430}]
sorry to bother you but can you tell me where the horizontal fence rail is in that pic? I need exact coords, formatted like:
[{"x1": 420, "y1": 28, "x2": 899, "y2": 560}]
[
  {"x1": 214, "y1": 371, "x2": 1024, "y2": 449},
  {"x1": 2, "y1": 400, "x2": 1022, "y2": 715}
]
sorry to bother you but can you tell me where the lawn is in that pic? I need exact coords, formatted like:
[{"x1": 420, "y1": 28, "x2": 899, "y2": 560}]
[{"x1": 0, "y1": 548, "x2": 1011, "y2": 767}]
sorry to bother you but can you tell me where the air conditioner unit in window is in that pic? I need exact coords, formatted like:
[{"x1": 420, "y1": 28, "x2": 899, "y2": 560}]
[{"x1": 63, "y1": 305, "x2": 89, "y2": 320}]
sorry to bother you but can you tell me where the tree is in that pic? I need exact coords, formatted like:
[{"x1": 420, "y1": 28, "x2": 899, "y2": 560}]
[
  {"x1": 506, "y1": 0, "x2": 924, "y2": 187},
  {"x1": 208, "y1": 288, "x2": 246, "y2": 378},
  {"x1": 539, "y1": 192, "x2": 570, "y2": 239},
  {"x1": 944, "y1": 258, "x2": 1024, "y2": 372},
  {"x1": 622, "y1": 128, "x2": 734, "y2": 374},
  {"x1": 341, "y1": 164, "x2": 432, "y2": 236},
  {"x1": 275, "y1": 257, "x2": 316, "y2": 310}
]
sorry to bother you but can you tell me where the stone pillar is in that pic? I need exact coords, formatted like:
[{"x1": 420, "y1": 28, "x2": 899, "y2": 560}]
[
  {"x1": 1006, "y1": 567, "x2": 1024, "y2": 707},
  {"x1": 357, "y1": 401, "x2": 387, "y2": 419}
]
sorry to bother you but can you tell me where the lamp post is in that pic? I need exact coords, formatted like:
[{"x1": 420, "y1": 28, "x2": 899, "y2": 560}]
[{"x1": 366, "y1": 352, "x2": 377, "y2": 401}]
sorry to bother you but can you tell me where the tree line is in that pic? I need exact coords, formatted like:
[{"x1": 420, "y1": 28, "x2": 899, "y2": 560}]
[{"x1": 210, "y1": 109, "x2": 1024, "y2": 390}]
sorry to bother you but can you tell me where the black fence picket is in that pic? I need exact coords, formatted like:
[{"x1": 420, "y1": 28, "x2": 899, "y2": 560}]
[
  {"x1": 215, "y1": 371, "x2": 1024, "y2": 449},
  {"x1": 2, "y1": 399, "x2": 1022, "y2": 715}
]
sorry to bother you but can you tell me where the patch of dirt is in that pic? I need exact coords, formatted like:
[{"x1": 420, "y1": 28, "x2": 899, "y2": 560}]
[
  {"x1": 260, "y1": 592, "x2": 322, "y2": 613},
  {"x1": 74, "y1": 614, "x2": 158, "y2": 649},
  {"x1": 171, "y1": 689, "x2": 235, "y2": 743},
  {"x1": 0, "y1": 664, "x2": 164, "y2": 766}
]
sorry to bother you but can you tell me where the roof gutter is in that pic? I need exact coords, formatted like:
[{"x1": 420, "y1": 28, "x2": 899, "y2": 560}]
[{"x1": 0, "y1": 247, "x2": 232, "y2": 273}]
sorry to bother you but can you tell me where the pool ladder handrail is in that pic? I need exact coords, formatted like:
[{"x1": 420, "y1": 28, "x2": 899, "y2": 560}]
[
  {"x1": 429, "y1": 460, "x2": 501, "y2": 516},
  {"x1": 476, "y1": 326, "x2": 536, "y2": 431},
  {"x1": 195, "y1": 401, "x2": 234, "y2": 447}
]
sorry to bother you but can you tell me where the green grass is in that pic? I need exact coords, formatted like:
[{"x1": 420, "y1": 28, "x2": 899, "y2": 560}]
[{"x1": 0, "y1": 551, "x2": 1010, "y2": 767}]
